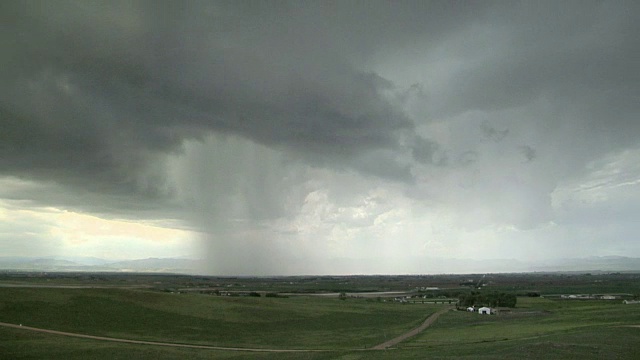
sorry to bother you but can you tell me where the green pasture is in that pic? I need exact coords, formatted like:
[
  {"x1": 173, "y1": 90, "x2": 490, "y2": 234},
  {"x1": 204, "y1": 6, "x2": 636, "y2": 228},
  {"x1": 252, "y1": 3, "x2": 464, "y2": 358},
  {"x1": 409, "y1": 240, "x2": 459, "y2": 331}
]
[
  {"x1": 0, "y1": 326, "x2": 341, "y2": 360},
  {"x1": 396, "y1": 297, "x2": 640, "y2": 358},
  {"x1": 0, "y1": 287, "x2": 436, "y2": 350},
  {"x1": 2, "y1": 288, "x2": 640, "y2": 359}
]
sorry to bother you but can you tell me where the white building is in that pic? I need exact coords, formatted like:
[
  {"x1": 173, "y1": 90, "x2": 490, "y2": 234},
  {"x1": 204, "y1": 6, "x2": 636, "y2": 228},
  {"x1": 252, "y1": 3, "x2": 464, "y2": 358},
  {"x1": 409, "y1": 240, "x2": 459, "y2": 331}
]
[{"x1": 478, "y1": 307, "x2": 491, "y2": 315}]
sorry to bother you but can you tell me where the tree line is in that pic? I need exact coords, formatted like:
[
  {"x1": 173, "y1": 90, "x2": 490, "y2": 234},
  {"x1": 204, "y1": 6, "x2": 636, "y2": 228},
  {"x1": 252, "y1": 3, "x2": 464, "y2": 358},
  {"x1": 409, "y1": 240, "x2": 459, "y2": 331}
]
[{"x1": 458, "y1": 291, "x2": 517, "y2": 308}]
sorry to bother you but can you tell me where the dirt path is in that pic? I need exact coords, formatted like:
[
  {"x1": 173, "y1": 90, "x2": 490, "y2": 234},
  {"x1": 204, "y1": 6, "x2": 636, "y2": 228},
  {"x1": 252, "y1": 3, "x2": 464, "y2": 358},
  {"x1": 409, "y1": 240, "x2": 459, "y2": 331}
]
[
  {"x1": 370, "y1": 307, "x2": 452, "y2": 350},
  {"x1": 2, "y1": 308, "x2": 452, "y2": 352},
  {"x1": 0, "y1": 322, "x2": 323, "y2": 353}
]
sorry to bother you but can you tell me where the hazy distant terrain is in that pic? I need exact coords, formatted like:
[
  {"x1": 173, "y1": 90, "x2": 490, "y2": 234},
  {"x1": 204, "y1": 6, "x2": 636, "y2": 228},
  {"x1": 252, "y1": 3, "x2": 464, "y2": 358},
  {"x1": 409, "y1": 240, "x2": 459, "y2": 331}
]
[
  {"x1": 0, "y1": 257, "x2": 203, "y2": 274},
  {"x1": 1, "y1": 256, "x2": 639, "y2": 275}
]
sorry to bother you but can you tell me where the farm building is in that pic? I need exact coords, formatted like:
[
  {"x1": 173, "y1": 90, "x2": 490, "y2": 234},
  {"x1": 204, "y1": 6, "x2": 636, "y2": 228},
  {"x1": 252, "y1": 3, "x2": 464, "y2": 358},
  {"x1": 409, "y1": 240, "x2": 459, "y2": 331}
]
[
  {"x1": 478, "y1": 307, "x2": 491, "y2": 315},
  {"x1": 466, "y1": 306, "x2": 475, "y2": 312}
]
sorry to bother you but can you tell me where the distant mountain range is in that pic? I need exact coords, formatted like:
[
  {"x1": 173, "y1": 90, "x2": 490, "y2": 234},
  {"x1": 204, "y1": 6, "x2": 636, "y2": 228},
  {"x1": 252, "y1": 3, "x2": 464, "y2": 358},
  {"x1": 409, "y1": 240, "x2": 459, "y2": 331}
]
[
  {"x1": 0, "y1": 256, "x2": 204, "y2": 274},
  {"x1": 530, "y1": 256, "x2": 640, "y2": 272},
  {"x1": 1, "y1": 256, "x2": 639, "y2": 275}
]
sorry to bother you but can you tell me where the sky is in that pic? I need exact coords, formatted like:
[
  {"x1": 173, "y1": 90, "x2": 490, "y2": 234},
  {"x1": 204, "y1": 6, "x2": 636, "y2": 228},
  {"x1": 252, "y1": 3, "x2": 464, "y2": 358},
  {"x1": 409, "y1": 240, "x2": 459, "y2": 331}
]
[{"x1": 1, "y1": 1, "x2": 639, "y2": 275}]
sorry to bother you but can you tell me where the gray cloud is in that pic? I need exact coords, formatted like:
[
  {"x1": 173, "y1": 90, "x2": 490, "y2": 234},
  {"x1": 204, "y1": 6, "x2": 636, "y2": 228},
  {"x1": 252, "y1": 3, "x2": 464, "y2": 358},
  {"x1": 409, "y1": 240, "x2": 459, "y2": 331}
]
[
  {"x1": 1, "y1": 1, "x2": 420, "y2": 213},
  {"x1": 429, "y1": 2, "x2": 639, "y2": 137},
  {"x1": 519, "y1": 145, "x2": 537, "y2": 163},
  {"x1": 411, "y1": 136, "x2": 443, "y2": 165},
  {"x1": 481, "y1": 122, "x2": 509, "y2": 142},
  {"x1": 4, "y1": 1, "x2": 637, "y2": 203},
  {"x1": 2, "y1": 1, "x2": 640, "y2": 273}
]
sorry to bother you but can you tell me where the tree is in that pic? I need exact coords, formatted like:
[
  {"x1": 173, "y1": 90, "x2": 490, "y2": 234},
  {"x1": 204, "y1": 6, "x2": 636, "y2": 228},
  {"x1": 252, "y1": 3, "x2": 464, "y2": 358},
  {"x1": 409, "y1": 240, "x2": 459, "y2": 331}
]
[
  {"x1": 486, "y1": 292, "x2": 517, "y2": 307},
  {"x1": 458, "y1": 291, "x2": 517, "y2": 308}
]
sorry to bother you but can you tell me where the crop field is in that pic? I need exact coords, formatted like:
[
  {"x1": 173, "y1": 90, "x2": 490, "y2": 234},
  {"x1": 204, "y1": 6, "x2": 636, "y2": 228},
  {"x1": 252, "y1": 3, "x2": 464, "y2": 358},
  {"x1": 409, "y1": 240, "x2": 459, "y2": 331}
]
[{"x1": 1, "y1": 272, "x2": 639, "y2": 359}]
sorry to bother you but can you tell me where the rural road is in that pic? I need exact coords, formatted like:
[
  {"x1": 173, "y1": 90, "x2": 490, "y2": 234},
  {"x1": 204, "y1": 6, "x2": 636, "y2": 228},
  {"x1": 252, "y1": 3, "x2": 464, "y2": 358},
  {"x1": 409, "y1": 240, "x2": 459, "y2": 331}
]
[
  {"x1": 0, "y1": 322, "x2": 323, "y2": 353},
  {"x1": 370, "y1": 307, "x2": 452, "y2": 350},
  {"x1": 1, "y1": 307, "x2": 451, "y2": 352}
]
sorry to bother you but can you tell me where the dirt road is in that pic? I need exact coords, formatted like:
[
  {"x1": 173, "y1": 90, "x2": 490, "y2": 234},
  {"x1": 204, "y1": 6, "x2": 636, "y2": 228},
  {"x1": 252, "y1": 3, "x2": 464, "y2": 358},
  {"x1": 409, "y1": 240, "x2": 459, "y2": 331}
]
[
  {"x1": 0, "y1": 322, "x2": 323, "y2": 353},
  {"x1": 370, "y1": 307, "x2": 452, "y2": 350},
  {"x1": 1, "y1": 307, "x2": 452, "y2": 352}
]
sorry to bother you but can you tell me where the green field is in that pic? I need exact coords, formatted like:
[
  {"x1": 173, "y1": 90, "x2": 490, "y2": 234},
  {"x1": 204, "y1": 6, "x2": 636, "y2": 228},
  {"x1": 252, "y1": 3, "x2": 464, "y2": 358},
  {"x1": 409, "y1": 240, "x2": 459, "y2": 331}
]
[
  {"x1": 1, "y1": 275, "x2": 640, "y2": 359},
  {"x1": 0, "y1": 287, "x2": 435, "y2": 352},
  {"x1": 402, "y1": 297, "x2": 640, "y2": 358}
]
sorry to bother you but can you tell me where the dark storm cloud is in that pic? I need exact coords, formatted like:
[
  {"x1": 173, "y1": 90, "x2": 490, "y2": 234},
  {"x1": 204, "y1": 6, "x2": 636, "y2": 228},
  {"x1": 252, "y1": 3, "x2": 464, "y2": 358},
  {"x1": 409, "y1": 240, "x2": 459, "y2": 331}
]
[
  {"x1": 1, "y1": 1, "x2": 426, "y2": 211},
  {"x1": 432, "y1": 1, "x2": 639, "y2": 138},
  {"x1": 1, "y1": 0, "x2": 639, "y2": 220}
]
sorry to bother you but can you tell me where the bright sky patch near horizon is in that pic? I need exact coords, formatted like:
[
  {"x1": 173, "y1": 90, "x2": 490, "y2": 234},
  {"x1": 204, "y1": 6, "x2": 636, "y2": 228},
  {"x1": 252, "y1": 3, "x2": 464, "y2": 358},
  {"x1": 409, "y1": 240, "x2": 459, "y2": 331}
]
[{"x1": 1, "y1": 1, "x2": 639, "y2": 275}]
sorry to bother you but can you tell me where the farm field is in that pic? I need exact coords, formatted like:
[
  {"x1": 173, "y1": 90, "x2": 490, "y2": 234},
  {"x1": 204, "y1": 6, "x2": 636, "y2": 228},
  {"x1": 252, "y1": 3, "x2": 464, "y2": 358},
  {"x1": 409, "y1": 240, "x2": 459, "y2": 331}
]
[
  {"x1": 401, "y1": 297, "x2": 640, "y2": 359},
  {"x1": 1, "y1": 272, "x2": 639, "y2": 359}
]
